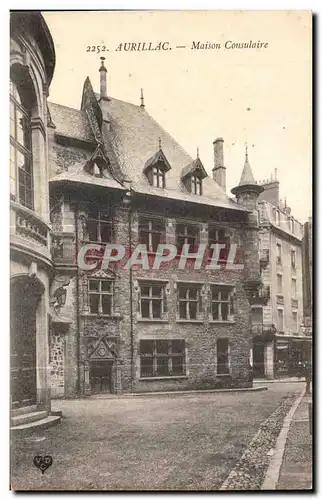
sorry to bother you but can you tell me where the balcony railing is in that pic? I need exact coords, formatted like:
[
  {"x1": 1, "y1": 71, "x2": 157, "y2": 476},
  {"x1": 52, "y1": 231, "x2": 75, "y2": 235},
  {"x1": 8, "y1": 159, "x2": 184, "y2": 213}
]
[
  {"x1": 251, "y1": 324, "x2": 277, "y2": 336},
  {"x1": 276, "y1": 294, "x2": 284, "y2": 305},
  {"x1": 11, "y1": 202, "x2": 49, "y2": 248},
  {"x1": 245, "y1": 280, "x2": 270, "y2": 305}
]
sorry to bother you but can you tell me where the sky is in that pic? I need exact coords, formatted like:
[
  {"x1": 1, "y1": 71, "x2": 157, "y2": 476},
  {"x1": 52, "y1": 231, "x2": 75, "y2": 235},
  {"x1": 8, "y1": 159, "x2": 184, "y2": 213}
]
[{"x1": 43, "y1": 10, "x2": 312, "y2": 223}]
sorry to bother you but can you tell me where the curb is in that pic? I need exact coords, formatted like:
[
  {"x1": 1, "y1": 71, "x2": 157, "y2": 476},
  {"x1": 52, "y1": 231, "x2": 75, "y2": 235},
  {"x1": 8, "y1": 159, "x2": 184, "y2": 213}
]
[
  {"x1": 86, "y1": 386, "x2": 268, "y2": 400},
  {"x1": 261, "y1": 389, "x2": 306, "y2": 490},
  {"x1": 124, "y1": 386, "x2": 268, "y2": 397}
]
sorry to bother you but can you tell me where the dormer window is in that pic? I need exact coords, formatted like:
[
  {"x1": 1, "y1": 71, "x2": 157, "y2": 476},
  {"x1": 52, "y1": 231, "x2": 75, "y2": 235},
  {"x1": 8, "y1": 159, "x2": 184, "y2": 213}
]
[
  {"x1": 84, "y1": 144, "x2": 111, "y2": 178},
  {"x1": 152, "y1": 166, "x2": 165, "y2": 188},
  {"x1": 191, "y1": 174, "x2": 202, "y2": 195},
  {"x1": 181, "y1": 154, "x2": 207, "y2": 196},
  {"x1": 143, "y1": 145, "x2": 171, "y2": 189}
]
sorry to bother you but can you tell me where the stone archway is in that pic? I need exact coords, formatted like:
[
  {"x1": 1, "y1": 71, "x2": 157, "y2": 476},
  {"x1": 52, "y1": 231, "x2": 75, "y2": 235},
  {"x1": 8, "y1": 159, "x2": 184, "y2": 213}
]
[{"x1": 10, "y1": 275, "x2": 44, "y2": 409}]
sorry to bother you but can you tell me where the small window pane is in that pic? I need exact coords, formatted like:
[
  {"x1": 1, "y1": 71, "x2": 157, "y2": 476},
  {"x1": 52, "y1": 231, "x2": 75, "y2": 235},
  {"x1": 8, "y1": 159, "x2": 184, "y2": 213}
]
[
  {"x1": 221, "y1": 290, "x2": 229, "y2": 301},
  {"x1": 140, "y1": 340, "x2": 153, "y2": 355},
  {"x1": 152, "y1": 286, "x2": 162, "y2": 297},
  {"x1": 89, "y1": 295, "x2": 99, "y2": 314},
  {"x1": 221, "y1": 303, "x2": 229, "y2": 320},
  {"x1": 171, "y1": 340, "x2": 185, "y2": 353},
  {"x1": 212, "y1": 302, "x2": 219, "y2": 320},
  {"x1": 101, "y1": 281, "x2": 111, "y2": 292},
  {"x1": 89, "y1": 280, "x2": 99, "y2": 291},
  {"x1": 179, "y1": 287, "x2": 187, "y2": 299},
  {"x1": 140, "y1": 286, "x2": 150, "y2": 297},
  {"x1": 152, "y1": 299, "x2": 162, "y2": 318},
  {"x1": 102, "y1": 295, "x2": 111, "y2": 315},
  {"x1": 141, "y1": 358, "x2": 153, "y2": 377},
  {"x1": 157, "y1": 357, "x2": 169, "y2": 376},
  {"x1": 189, "y1": 302, "x2": 197, "y2": 319},
  {"x1": 212, "y1": 289, "x2": 220, "y2": 300},
  {"x1": 87, "y1": 220, "x2": 98, "y2": 241},
  {"x1": 141, "y1": 299, "x2": 150, "y2": 318},
  {"x1": 100, "y1": 222, "x2": 112, "y2": 243},
  {"x1": 179, "y1": 302, "x2": 187, "y2": 319},
  {"x1": 151, "y1": 233, "x2": 161, "y2": 252},
  {"x1": 189, "y1": 288, "x2": 197, "y2": 300},
  {"x1": 172, "y1": 357, "x2": 184, "y2": 375},
  {"x1": 156, "y1": 340, "x2": 168, "y2": 354}
]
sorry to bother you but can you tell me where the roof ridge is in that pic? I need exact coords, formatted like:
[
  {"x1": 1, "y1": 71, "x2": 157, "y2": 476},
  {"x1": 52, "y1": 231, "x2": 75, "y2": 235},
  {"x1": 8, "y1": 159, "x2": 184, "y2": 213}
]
[
  {"x1": 94, "y1": 93, "x2": 142, "y2": 110},
  {"x1": 48, "y1": 101, "x2": 83, "y2": 113}
]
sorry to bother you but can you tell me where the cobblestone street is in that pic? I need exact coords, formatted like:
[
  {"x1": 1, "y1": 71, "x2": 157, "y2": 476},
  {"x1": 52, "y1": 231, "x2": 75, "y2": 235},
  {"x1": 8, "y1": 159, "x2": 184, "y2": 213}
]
[{"x1": 10, "y1": 382, "x2": 308, "y2": 491}]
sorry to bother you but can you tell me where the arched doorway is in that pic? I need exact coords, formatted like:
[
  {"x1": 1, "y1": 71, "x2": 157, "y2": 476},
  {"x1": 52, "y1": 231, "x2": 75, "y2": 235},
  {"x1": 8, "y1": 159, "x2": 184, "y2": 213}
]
[{"x1": 10, "y1": 275, "x2": 44, "y2": 409}]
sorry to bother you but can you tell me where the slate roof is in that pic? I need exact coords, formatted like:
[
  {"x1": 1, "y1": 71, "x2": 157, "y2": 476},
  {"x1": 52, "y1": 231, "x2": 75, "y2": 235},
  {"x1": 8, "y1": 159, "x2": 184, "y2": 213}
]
[
  {"x1": 50, "y1": 162, "x2": 126, "y2": 191},
  {"x1": 97, "y1": 94, "x2": 247, "y2": 212},
  {"x1": 238, "y1": 154, "x2": 257, "y2": 186},
  {"x1": 48, "y1": 93, "x2": 248, "y2": 212},
  {"x1": 48, "y1": 102, "x2": 96, "y2": 143}
]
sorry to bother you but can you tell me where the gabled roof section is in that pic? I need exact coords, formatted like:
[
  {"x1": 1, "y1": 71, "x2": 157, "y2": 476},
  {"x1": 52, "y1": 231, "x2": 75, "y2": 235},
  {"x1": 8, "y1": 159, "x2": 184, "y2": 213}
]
[
  {"x1": 181, "y1": 157, "x2": 208, "y2": 181},
  {"x1": 96, "y1": 93, "x2": 248, "y2": 212},
  {"x1": 48, "y1": 102, "x2": 96, "y2": 143},
  {"x1": 84, "y1": 143, "x2": 113, "y2": 178},
  {"x1": 143, "y1": 147, "x2": 172, "y2": 173}
]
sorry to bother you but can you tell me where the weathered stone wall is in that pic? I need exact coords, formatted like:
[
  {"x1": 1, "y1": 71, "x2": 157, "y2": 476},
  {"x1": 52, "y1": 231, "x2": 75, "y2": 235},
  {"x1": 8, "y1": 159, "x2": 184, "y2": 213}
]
[{"x1": 50, "y1": 333, "x2": 65, "y2": 397}]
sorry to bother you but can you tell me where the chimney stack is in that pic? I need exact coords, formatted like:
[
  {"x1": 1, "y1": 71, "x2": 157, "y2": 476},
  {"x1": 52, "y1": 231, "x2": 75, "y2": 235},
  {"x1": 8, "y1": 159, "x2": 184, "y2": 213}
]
[
  {"x1": 212, "y1": 137, "x2": 226, "y2": 191},
  {"x1": 99, "y1": 57, "x2": 109, "y2": 100}
]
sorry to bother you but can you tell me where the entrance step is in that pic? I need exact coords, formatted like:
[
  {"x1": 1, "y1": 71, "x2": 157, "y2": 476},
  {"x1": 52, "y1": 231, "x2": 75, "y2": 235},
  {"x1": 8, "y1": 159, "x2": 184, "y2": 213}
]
[
  {"x1": 11, "y1": 410, "x2": 47, "y2": 427},
  {"x1": 11, "y1": 415, "x2": 61, "y2": 433},
  {"x1": 11, "y1": 405, "x2": 38, "y2": 418}
]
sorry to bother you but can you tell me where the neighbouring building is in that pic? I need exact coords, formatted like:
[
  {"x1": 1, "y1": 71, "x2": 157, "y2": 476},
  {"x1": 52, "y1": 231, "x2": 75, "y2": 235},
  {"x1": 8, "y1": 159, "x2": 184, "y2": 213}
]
[
  {"x1": 9, "y1": 12, "x2": 58, "y2": 423},
  {"x1": 302, "y1": 217, "x2": 312, "y2": 336},
  {"x1": 250, "y1": 175, "x2": 312, "y2": 378},
  {"x1": 47, "y1": 58, "x2": 269, "y2": 397}
]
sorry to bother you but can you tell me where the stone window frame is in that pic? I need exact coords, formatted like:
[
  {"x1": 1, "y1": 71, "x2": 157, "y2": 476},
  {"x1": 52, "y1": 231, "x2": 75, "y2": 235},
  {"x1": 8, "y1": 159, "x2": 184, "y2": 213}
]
[
  {"x1": 210, "y1": 285, "x2": 235, "y2": 322},
  {"x1": 177, "y1": 283, "x2": 203, "y2": 321},
  {"x1": 277, "y1": 307, "x2": 284, "y2": 333},
  {"x1": 176, "y1": 222, "x2": 199, "y2": 253},
  {"x1": 208, "y1": 225, "x2": 231, "y2": 262},
  {"x1": 216, "y1": 338, "x2": 231, "y2": 375},
  {"x1": 88, "y1": 278, "x2": 114, "y2": 316},
  {"x1": 292, "y1": 310, "x2": 298, "y2": 333},
  {"x1": 277, "y1": 273, "x2": 283, "y2": 295},
  {"x1": 86, "y1": 206, "x2": 113, "y2": 244},
  {"x1": 276, "y1": 242, "x2": 282, "y2": 264},
  {"x1": 139, "y1": 339, "x2": 186, "y2": 378},
  {"x1": 291, "y1": 277, "x2": 297, "y2": 298},
  {"x1": 291, "y1": 248, "x2": 296, "y2": 269},
  {"x1": 10, "y1": 79, "x2": 33, "y2": 209},
  {"x1": 137, "y1": 281, "x2": 168, "y2": 321},
  {"x1": 275, "y1": 209, "x2": 281, "y2": 227},
  {"x1": 138, "y1": 216, "x2": 166, "y2": 253}
]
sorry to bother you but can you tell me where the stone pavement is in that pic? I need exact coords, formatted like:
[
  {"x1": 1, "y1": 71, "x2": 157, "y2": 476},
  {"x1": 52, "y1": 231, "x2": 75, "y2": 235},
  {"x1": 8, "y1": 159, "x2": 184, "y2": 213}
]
[{"x1": 276, "y1": 394, "x2": 313, "y2": 490}]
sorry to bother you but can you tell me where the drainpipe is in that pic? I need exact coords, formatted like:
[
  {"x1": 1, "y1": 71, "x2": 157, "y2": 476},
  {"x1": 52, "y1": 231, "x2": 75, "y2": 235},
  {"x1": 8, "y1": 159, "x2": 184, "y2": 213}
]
[
  {"x1": 128, "y1": 199, "x2": 134, "y2": 393},
  {"x1": 75, "y1": 202, "x2": 81, "y2": 395}
]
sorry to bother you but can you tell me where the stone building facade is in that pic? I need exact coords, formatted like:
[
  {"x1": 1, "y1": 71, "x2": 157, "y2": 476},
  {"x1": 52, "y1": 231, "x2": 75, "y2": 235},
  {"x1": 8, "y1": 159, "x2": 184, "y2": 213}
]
[
  {"x1": 47, "y1": 60, "x2": 269, "y2": 397},
  {"x1": 251, "y1": 177, "x2": 311, "y2": 378},
  {"x1": 10, "y1": 12, "x2": 56, "y2": 419}
]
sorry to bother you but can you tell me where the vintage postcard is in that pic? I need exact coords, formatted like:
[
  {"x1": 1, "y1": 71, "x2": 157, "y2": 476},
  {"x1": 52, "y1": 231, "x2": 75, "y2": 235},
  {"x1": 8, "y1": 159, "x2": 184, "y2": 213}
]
[{"x1": 9, "y1": 9, "x2": 312, "y2": 491}]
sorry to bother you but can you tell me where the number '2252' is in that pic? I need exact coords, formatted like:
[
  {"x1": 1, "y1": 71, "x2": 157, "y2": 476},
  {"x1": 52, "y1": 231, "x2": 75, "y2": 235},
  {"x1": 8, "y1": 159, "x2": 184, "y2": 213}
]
[{"x1": 86, "y1": 46, "x2": 108, "y2": 53}]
